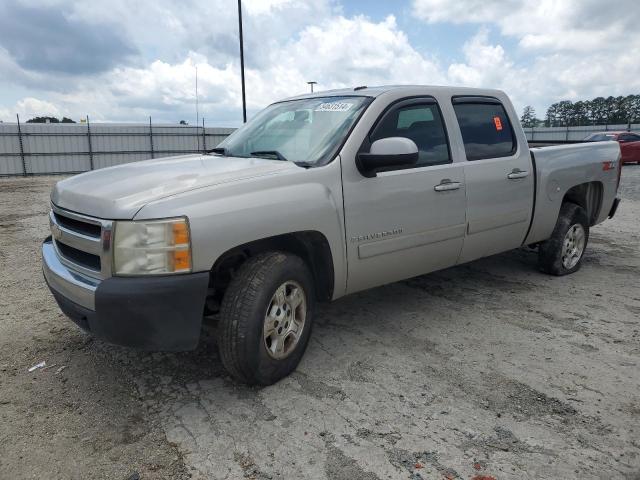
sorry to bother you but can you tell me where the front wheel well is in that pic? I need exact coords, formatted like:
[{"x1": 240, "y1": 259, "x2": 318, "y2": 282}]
[
  {"x1": 562, "y1": 181, "x2": 603, "y2": 226},
  {"x1": 206, "y1": 232, "x2": 335, "y2": 314}
]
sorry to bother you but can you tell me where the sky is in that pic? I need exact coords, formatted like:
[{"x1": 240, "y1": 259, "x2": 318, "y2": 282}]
[{"x1": 0, "y1": 0, "x2": 638, "y2": 126}]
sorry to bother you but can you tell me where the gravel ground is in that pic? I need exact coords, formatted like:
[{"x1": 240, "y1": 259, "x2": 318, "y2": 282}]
[{"x1": 1, "y1": 166, "x2": 639, "y2": 480}]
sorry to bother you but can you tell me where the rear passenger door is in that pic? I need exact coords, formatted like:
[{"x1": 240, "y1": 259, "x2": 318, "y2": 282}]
[{"x1": 452, "y1": 96, "x2": 534, "y2": 263}]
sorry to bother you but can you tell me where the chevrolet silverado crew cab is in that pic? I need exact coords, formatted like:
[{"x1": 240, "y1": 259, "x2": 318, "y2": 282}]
[{"x1": 43, "y1": 86, "x2": 622, "y2": 385}]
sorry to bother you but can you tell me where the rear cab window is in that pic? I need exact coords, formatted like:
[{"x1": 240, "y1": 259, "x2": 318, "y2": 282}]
[
  {"x1": 452, "y1": 97, "x2": 516, "y2": 161},
  {"x1": 369, "y1": 99, "x2": 451, "y2": 169}
]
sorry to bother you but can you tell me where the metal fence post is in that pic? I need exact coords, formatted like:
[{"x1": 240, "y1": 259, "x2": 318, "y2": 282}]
[
  {"x1": 565, "y1": 125, "x2": 569, "y2": 142},
  {"x1": 202, "y1": 118, "x2": 206, "y2": 153},
  {"x1": 86, "y1": 115, "x2": 94, "y2": 170},
  {"x1": 16, "y1": 114, "x2": 27, "y2": 176},
  {"x1": 149, "y1": 116, "x2": 155, "y2": 159}
]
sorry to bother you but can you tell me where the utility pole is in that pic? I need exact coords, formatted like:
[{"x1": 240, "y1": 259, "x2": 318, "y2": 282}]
[
  {"x1": 16, "y1": 114, "x2": 26, "y2": 176},
  {"x1": 195, "y1": 66, "x2": 199, "y2": 127},
  {"x1": 238, "y1": 0, "x2": 247, "y2": 123},
  {"x1": 307, "y1": 81, "x2": 317, "y2": 93}
]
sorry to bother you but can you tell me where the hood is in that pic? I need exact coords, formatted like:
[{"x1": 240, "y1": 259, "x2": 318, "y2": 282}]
[{"x1": 51, "y1": 154, "x2": 298, "y2": 219}]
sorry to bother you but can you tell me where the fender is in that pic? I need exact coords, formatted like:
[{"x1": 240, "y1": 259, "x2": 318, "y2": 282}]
[
  {"x1": 134, "y1": 159, "x2": 349, "y2": 299},
  {"x1": 525, "y1": 141, "x2": 619, "y2": 245}
]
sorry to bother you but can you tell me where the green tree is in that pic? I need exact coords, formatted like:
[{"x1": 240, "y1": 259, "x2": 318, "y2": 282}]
[
  {"x1": 589, "y1": 97, "x2": 607, "y2": 125},
  {"x1": 628, "y1": 95, "x2": 640, "y2": 123},
  {"x1": 61, "y1": 117, "x2": 75, "y2": 123},
  {"x1": 618, "y1": 95, "x2": 639, "y2": 124},
  {"x1": 556, "y1": 100, "x2": 574, "y2": 126},
  {"x1": 520, "y1": 105, "x2": 538, "y2": 128},
  {"x1": 26, "y1": 116, "x2": 59, "y2": 123},
  {"x1": 542, "y1": 94, "x2": 640, "y2": 126},
  {"x1": 603, "y1": 96, "x2": 618, "y2": 124},
  {"x1": 572, "y1": 101, "x2": 588, "y2": 126},
  {"x1": 545, "y1": 103, "x2": 559, "y2": 127}
]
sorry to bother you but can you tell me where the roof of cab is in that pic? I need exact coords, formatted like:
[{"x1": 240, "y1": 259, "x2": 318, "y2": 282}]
[{"x1": 281, "y1": 84, "x2": 506, "y2": 102}]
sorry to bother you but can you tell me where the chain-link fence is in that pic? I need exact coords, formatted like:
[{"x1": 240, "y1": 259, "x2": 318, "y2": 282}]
[
  {"x1": 0, "y1": 117, "x2": 234, "y2": 176},
  {"x1": 2, "y1": 118, "x2": 639, "y2": 176},
  {"x1": 524, "y1": 123, "x2": 640, "y2": 143}
]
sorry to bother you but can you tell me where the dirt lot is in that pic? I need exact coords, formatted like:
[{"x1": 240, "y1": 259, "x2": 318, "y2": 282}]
[{"x1": 1, "y1": 167, "x2": 639, "y2": 480}]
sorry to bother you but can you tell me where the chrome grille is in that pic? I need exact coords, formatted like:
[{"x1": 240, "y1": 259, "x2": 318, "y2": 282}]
[
  {"x1": 52, "y1": 211, "x2": 101, "y2": 237},
  {"x1": 49, "y1": 205, "x2": 113, "y2": 279}
]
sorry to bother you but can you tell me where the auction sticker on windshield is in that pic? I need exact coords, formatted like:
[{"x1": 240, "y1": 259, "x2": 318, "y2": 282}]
[{"x1": 315, "y1": 102, "x2": 354, "y2": 112}]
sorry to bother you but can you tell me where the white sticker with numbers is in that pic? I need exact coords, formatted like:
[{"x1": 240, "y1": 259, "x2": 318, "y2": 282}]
[{"x1": 314, "y1": 102, "x2": 354, "y2": 112}]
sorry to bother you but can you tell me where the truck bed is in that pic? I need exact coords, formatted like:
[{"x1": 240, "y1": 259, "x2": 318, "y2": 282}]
[{"x1": 525, "y1": 141, "x2": 621, "y2": 245}]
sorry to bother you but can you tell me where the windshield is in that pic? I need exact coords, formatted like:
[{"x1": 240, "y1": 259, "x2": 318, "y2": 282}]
[
  {"x1": 584, "y1": 133, "x2": 617, "y2": 142},
  {"x1": 215, "y1": 96, "x2": 370, "y2": 166}
]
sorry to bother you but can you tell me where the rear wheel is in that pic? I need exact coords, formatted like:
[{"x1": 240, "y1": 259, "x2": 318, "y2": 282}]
[
  {"x1": 218, "y1": 251, "x2": 315, "y2": 385},
  {"x1": 538, "y1": 202, "x2": 589, "y2": 276}
]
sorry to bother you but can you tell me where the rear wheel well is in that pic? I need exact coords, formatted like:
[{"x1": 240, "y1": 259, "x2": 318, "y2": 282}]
[
  {"x1": 206, "y1": 232, "x2": 334, "y2": 314},
  {"x1": 562, "y1": 182, "x2": 603, "y2": 226}
]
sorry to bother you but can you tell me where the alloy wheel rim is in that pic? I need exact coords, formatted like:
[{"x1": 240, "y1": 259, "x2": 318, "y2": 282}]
[
  {"x1": 561, "y1": 223, "x2": 585, "y2": 269},
  {"x1": 263, "y1": 281, "x2": 307, "y2": 360}
]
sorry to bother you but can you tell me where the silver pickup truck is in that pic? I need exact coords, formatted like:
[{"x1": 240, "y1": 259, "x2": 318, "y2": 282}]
[{"x1": 43, "y1": 86, "x2": 621, "y2": 385}]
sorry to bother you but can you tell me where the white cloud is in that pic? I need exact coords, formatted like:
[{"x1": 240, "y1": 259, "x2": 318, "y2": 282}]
[
  {"x1": 445, "y1": 29, "x2": 540, "y2": 113},
  {"x1": 413, "y1": 0, "x2": 520, "y2": 24},
  {"x1": 0, "y1": 0, "x2": 638, "y2": 124},
  {"x1": 0, "y1": 13, "x2": 448, "y2": 124},
  {"x1": 264, "y1": 15, "x2": 444, "y2": 94},
  {"x1": 448, "y1": 29, "x2": 511, "y2": 87},
  {"x1": 7, "y1": 97, "x2": 62, "y2": 119},
  {"x1": 412, "y1": 0, "x2": 639, "y2": 52},
  {"x1": 18, "y1": 97, "x2": 61, "y2": 116},
  {"x1": 67, "y1": 0, "x2": 336, "y2": 68},
  {"x1": 412, "y1": 0, "x2": 640, "y2": 115}
]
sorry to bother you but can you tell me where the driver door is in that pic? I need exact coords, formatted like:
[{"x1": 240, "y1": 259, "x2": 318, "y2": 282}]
[{"x1": 341, "y1": 97, "x2": 467, "y2": 294}]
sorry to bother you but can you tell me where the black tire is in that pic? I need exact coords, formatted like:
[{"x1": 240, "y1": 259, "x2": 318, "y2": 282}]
[
  {"x1": 538, "y1": 202, "x2": 589, "y2": 276},
  {"x1": 218, "y1": 251, "x2": 315, "y2": 385}
]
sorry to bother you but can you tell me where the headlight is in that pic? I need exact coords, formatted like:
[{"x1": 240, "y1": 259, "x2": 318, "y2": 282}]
[{"x1": 113, "y1": 217, "x2": 192, "y2": 275}]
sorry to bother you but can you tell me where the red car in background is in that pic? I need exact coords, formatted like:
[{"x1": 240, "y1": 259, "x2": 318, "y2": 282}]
[{"x1": 584, "y1": 131, "x2": 640, "y2": 164}]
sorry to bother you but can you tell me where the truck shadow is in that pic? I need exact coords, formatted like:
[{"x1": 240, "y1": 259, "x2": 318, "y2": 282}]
[
  {"x1": 80, "y1": 240, "x2": 627, "y2": 478},
  {"x1": 100, "y1": 246, "x2": 543, "y2": 392}
]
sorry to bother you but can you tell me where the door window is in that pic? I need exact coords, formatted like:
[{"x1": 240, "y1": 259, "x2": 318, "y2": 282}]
[
  {"x1": 619, "y1": 133, "x2": 640, "y2": 142},
  {"x1": 453, "y1": 101, "x2": 516, "y2": 160},
  {"x1": 370, "y1": 103, "x2": 451, "y2": 167}
]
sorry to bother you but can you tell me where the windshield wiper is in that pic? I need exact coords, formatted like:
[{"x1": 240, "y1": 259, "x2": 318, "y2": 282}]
[
  {"x1": 293, "y1": 161, "x2": 314, "y2": 168},
  {"x1": 213, "y1": 148, "x2": 310, "y2": 167},
  {"x1": 207, "y1": 147, "x2": 228, "y2": 155},
  {"x1": 250, "y1": 150, "x2": 288, "y2": 162}
]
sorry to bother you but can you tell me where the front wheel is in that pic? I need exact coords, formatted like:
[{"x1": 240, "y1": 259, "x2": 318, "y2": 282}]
[
  {"x1": 218, "y1": 252, "x2": 315, "y2": 385},
  {"x1": 538, "y1": 202, "x2": 589, "y2": 276}
]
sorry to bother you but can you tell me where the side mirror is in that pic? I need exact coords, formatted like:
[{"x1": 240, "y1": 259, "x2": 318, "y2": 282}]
[{"x1": 357, "y1": 137, "x2": 419, "y2": 177}]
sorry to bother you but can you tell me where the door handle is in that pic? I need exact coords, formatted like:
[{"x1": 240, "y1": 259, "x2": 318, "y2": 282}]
[
  {"x1": 434, "y1": 179, "x2": 462, "y2": 192},
  {"x1": 507, "y1": 169, "x2": 529, "y2": 179}
]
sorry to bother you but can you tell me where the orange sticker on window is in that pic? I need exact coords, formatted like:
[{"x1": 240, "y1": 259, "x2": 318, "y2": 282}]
[{"x1": 493, "y1": 116, "x2": 503, "y2": 131}]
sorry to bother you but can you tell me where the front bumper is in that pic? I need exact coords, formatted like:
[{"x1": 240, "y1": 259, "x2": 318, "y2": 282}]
[{"x1": 43, "y1": 238, "x2": 209, "y2": 350}]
